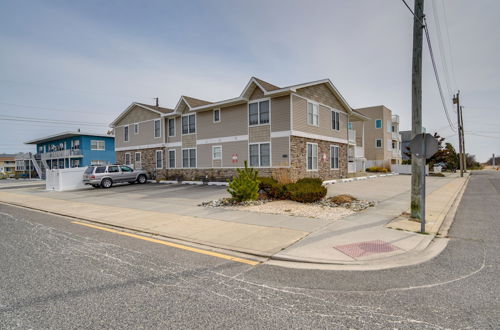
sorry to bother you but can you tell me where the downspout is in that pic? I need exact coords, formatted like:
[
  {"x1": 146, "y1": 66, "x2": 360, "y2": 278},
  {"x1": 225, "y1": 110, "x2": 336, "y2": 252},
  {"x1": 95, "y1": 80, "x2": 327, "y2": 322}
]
[{"x1": 346, "y1": 113, "x2": 349, "y2": 178}]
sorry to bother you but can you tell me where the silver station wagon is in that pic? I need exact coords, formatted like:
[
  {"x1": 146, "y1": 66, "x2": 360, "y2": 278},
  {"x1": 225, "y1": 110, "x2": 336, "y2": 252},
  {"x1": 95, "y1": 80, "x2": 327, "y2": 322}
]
[{"x1": 83, "y1": 165, "x2": 149, "y2": 188}]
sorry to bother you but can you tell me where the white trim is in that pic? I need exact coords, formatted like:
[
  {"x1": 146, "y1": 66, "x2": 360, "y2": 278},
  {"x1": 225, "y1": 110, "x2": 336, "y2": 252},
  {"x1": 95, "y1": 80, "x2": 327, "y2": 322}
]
[
  {"x1": 134, "y1": 151, "x2": 141, "y2": 162},
  {"x1": 197, "y1": 135, "x2": 248, "y2": 145},
  {"x1": 270, "y1": 131, "x2": 290, "y2": 138},
  {"x1": 167, "y1": 149, "x2": 176, "y2": 168},
  {"x1": 90, "y1": 140, "x2": 105, "y2": 151},
  {"x1": 153, "y1": 119, "x2": 162, "y2": 139},
  {"x1": 134, "y1": 123, "x2": 139, "y2": 135},
  {"x1": 292, "y1": 93, "x2": 346, "y2": 115},
  {"x1": 330, "y1": 144, "x2": 340, "y2": 170},
  {"x1": 212, "y1": 145, "x2": 222, "y2": 160},
  {"x1": 306, "y1": 142, "x2": 318, "y2": 171},
  {"x1": 124, "y1": 125, "x2": 129, "y2": 142},
  {"x1": 114, "y1": 118, "x2": 157, "y2": 128},
  {"x1": 110, "y1": 102, "x2": 164, "y2": 127},
  {"x1": 182, "y1": 148, "x2": 197, "y2": 168},
  {"x1": 307, "y1": 101, "x2": 320, "y2": 127},
  {"x1": 248, "y1": 142, "x2": 271, "y2": 168},
  {"x1": 248, "y1": 98, "x2": 271, "y2": 127},
  {"x1": 331, "y1": 109, "x2": 340, "y2": 131},
  {"x1": 155, "y1": 149, "x2": 164, "y2": 169},
  {"x1": 375, "y1": 119, "x2": 383, "y2": 129},
  {"x1": 167, "y1": 117, "x2": 176, "y2": 137},
  {"x1": 116, "y1": 142, "x2": 165, "y2": 151},
  {"x1": 375, "y1": 138, "x2": 382, "y2": 148},
  {"x1": 165, "y1": 141, "x2": 182, "y2": 148},
  {"x1": 181, "y1": 113, "x2": 196, "y2": 135},
  {"x1": 290, "y1": 130, "x2": 348, "y2": 145},
  {"x1": 213, "y1": 109, "x2": 221, "y2": 123},
  {"x1": 124, "y1": 152, "x2": 131, "y2": 166}
]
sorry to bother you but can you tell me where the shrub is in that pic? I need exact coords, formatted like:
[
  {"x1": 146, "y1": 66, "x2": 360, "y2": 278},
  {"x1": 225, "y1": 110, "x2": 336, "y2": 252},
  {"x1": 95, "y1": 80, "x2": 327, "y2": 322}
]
[
  {"x1": 366, "y1": 166, "x2": 389, "y2": 173},
  {"x1": 227, "y1": 161, "x2": 260, "y2": 202},
  {"x1": 329, "y1": 194, "x2": 357, "y2": 204},
  {"x1": 287, "y1": 182, "x2": 327, "y2": 203},
  {"x1": 296, "y1": 177, "x2": 323, "y2": 186},
  {"x1": 272, "y1": 168, "x2": 293, "y2": 184},
  {"x1": 259, "y1": 177, "x2": 289, "y2": 199}
]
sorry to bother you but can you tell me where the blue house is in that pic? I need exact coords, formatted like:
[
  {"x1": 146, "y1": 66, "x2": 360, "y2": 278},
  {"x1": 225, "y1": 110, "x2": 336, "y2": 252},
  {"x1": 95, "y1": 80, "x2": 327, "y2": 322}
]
[{"x1": 25, "y1": 131, "x2": 116, "y2": 170}]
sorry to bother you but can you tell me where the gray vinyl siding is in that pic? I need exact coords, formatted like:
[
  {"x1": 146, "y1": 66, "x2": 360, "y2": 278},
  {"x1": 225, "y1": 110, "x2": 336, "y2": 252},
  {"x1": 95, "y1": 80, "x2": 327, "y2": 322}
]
[
  {"x1": 249, "y1": 87, "x2": 265, "y2": 100},
  {"x1": 270, "y1": 96, "x2": 290, "y2": 132},
  {"x1": 115, "y1": 118, "x2": 164, "y2": 149},
  {"x1": 291, "y1": 94, "x2": 348, "y2": 140},
  {"x1": 196, "y1": 103, "x2": 247, "y2": 140},
  {"x1": 272, "y1": 137, "x2": 289, "y2": 167},
  {"x1": 249, "y1": 125, "x2": 270, "y2": 143},
  {"x1": 222, "y1": 141, "x2": 248, "y2": 168},
  {"x1": 115, "y1": 106, "x2": 160, "y2": 126},
  {"x1": 182, "y1": 133, "x2": 196, "y2": 148},
  {"x1": 166, "y1": 117, "x2": 181, "y2": 143}
]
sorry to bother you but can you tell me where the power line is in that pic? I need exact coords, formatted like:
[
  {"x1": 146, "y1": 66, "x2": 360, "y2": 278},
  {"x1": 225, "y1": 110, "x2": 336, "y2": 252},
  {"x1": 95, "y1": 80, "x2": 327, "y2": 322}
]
[
  {"x1": 0, "y1": 114, "x2": 108, "y2": 126},
  {"x1": 440, "y1": 0, "x2": 459, "y2": 89},
  {"x1": 430, "y1": 0, "x2": 454, "y2": 95},
  {"x1": 0, "y1": 101, "x2": 114, "y2": 117}
]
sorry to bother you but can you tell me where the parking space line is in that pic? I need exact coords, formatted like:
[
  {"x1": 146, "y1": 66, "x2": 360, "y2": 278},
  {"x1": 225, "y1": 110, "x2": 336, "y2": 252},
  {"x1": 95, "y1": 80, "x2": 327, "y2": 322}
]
[{"x1": 71, "y1": 221, "x2": 260, "y2": 266}]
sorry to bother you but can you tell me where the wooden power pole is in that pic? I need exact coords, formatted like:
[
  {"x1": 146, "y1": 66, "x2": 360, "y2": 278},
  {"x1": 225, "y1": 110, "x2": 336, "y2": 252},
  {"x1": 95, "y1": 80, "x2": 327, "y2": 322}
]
[
  {"x1": 453, "y1": 92, "x2": 463, "y2": 177},
  {"x1": 460, "y1": 105, "x2": 466, "y2": 172},
  {"x1": 411, "y1": 0, "x2": 425, "y2": 219}
]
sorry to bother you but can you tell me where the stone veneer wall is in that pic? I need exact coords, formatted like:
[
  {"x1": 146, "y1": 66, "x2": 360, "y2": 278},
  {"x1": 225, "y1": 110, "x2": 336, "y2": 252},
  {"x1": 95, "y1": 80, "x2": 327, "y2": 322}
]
[
  {"x1": 117, "y1": 148, "x2": 159, "y2": 174},
  {"x1": 289, "y1": 136, "x2": 347, "y2": 181}
]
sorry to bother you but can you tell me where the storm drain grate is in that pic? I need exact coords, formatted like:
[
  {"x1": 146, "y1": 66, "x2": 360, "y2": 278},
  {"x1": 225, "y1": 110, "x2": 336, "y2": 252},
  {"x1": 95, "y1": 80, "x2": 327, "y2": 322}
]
[{"x1": 333, "y1": 240, "x2": 400, "y2": 258}]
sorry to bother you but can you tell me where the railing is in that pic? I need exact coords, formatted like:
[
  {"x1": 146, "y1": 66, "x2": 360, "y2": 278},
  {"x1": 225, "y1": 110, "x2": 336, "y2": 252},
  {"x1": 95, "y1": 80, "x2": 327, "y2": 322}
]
[
  {"x1": 354, "y1": 146, "x2": 364, "y2": 158},
  {"x1": 38, "y1": 149, "x2": 83, "y2": 159},
  {"x1": 392, "y1": 114, "x2": 399, "y2": 123},
  {"x1": 392, "y1": 149, "x2": 401, "y2": 158},
  {"x1": 348, "y1": 129, "x2": 356, "y2": 144},
  {"x1": 392, "y1": 132, "x2": 401, "y2": 140}
]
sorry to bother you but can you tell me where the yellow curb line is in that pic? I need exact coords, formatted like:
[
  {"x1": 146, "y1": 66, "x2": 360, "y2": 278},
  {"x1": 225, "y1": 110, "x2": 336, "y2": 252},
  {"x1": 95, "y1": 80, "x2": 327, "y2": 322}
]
[{"x1": 72, "y1": 221, "x2": 260, "y2": 266}]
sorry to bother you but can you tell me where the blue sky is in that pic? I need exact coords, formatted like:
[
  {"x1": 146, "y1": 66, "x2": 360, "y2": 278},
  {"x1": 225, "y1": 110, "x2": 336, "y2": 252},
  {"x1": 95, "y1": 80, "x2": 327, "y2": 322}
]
[{"x1": 0, "y1": 0, "x2": 498, "y2": 161}]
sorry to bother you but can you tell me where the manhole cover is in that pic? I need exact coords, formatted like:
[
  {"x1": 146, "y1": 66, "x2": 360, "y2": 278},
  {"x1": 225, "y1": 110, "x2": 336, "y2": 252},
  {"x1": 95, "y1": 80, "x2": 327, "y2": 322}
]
[{"x1": 334, "y1": 240, "x2": 400, "y2": 258}]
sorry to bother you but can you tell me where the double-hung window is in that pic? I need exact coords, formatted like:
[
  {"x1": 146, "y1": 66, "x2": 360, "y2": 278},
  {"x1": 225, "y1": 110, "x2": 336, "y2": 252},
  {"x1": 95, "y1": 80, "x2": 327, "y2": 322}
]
[
  {"x1": 182, "y1": 149, "x2": 196, "y2": 168},
  {"x1": 375, "y1": 139, "x2": 382, "y2": 148},
  {"x1": 90, "y1": 140, "x2": 105, "y2": 151},
  {"x1": 213, "y1": 109, "x2": 221, "y2": 123},
  {"x1": 168, "y1": 150, "x2": 175, "y2": 168},
  {"x1": 135, "y1": 152, "x2": 141, "y2": 169},
  {"x1": 154, "y1": 119, "x2": 161, "y2": 138},
  {"x1": 134, "y1": 123, "x2": 139, "y2": 134},
  {"x1": 249, "y1": 143, "x2": 270, "y2": 167},
  {"x1": 182, "y1": 114, "x2": 196, "y2": 134},
  {"x1": 125, "y1": 153, "x2": 131, "y2": 165},
  {"x1": 124, "y1": 126, "x2": 129, "y2": 142},
  {"x1": 212, "y1": 146, "x2": 222, "y2": 160},
  {"x1": 248, "y1": 100, "x2": 269, "y2": 126},
  {"x1": 332, "y1": 110, "x2": 340, "y2": 131},
  {"x1": 307, "y1": 102, "x2": 319, "y2": 126},
  {"x1": 155, "y1": 150, "x2": 163, "y2": 169},
  {"x1": 168, "y1": 118, "x2": 175, "y2": 137},
  {"x1": 307, "y1": 143, "x2": 318, "y2": 170},
  {"x1": 330, "y1": 145, "x2": 340, "y2": 169}
]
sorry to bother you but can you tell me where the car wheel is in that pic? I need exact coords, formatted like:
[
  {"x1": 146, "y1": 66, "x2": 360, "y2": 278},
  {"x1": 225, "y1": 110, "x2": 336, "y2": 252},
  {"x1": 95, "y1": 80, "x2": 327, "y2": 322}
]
[
  {"x1": 101, "y1": 178, "x2": 112, "y2": 188},
  {"x1": 137, "y1": 174, "x2": 147, "y2": 184}
]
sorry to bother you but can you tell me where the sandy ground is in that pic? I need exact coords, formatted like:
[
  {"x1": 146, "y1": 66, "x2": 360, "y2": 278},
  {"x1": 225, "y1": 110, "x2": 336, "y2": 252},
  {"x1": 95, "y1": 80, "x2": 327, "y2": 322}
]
[{"x1": 230, "y1": 200, "x2": 354, "y2": 220}]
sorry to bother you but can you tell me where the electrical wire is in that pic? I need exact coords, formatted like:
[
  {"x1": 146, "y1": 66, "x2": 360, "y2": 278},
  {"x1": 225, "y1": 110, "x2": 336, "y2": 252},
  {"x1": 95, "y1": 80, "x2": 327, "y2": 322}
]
[{"x1": 0, "y1": 101, "x2": 114, "y2": 117}]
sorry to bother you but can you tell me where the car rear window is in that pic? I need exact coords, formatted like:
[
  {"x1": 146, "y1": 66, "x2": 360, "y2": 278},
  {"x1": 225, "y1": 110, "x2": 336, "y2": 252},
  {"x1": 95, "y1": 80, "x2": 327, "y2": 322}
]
[
  {"x1": 95, "y1": 166, "x2": 106, "y2": 174},
  {"x1": 84, "y1": 167, "x2": 94, "y2": 174}
]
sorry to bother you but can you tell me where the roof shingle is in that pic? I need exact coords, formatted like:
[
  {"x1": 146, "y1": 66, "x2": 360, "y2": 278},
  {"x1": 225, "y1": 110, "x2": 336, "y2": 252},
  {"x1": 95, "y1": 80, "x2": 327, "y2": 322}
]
[
  {"x1": 252, "y1": 77, "x2": 280, "y2": 91},
  {"x1": 182, "y1": 96, "x2": 213, "y2": 108},
  {"x1": 135, "y1": 102, "x2": 174, "y2": 114}
]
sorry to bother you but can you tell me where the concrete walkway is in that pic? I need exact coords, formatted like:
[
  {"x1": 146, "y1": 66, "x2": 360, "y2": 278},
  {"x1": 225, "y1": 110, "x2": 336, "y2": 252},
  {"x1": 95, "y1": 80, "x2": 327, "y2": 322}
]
[{"x1": 0, "y1": 173, "x2": 469, "y2": 268}]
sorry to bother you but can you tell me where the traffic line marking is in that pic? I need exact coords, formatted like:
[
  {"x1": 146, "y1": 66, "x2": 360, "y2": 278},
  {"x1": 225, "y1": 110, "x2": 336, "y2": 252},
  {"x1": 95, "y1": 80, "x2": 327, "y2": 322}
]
[{"x1": 71, "y1": 221, "x2": 260, "y2": 266}]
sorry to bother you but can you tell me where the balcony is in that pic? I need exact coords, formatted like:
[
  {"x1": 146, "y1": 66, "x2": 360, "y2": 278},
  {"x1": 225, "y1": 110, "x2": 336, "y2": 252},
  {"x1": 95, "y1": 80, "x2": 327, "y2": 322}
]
[
  {"x1": 38, "y1": 149, "x2": 83, "y2": 160},
  {"x1": 392, "y1": 114, "x2": 399, "y2": 124},
  {"x1": 392, "y1": 132, "x2": 401, "y2": 141},
  {"x1": 348, "y1": 129, "x2": 356, "y2": 144},
  {"x1": 392, "y1": 149, "x2": 401, "y2": 158}
]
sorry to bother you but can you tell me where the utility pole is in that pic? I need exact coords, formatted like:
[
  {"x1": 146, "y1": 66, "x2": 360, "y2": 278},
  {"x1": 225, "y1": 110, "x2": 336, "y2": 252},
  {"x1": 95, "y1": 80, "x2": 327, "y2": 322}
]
[
  {"x1": 460, "y1": 105, "x2": 466, "y2": 172},
  {"x1": 453, "y1": 92, "x2": 463, "y2": 177},
  {"x1": 411, "y1": 0, "x2": 425, "y2": 220},
  {"x1": 493, "y1": 154, "x2": 496, "y2": 167}
]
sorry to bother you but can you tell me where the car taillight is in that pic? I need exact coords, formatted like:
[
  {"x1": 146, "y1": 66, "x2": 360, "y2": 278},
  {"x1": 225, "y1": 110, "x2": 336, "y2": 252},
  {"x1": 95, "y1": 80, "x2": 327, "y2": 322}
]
[{"x1": 90, "y1": 175, "x2": 96, "y2": 179}]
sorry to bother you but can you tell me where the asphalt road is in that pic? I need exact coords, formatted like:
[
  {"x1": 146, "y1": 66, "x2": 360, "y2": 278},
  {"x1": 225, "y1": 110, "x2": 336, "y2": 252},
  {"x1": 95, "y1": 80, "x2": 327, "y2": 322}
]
[{"x1": 0, "y1": 171, "x2": 498, "y2": 329}]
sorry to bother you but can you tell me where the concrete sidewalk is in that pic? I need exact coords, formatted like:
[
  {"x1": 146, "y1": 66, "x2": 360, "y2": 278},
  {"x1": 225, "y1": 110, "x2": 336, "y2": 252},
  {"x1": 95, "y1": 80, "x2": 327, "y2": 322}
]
[{"x1": 0, "y1": 174, "x2": 469, "y2": 269}]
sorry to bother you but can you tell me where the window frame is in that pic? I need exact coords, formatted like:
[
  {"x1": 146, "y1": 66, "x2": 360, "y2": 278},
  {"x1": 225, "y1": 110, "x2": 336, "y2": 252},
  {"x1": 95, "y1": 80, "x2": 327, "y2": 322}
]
[
  {"x1": 307, "y1": 101, "x2": 320, "y2": 127},
  {"x1": 375, "y1": 119, "x2": 382, "y2": 129},
  {"x1": 124, "y1": 152, "x2": 131, "y2": 165},
  {"x1": 181, "y1": 114, "x2": 196, "y2": 135},
  {"x1": 134, "y1": 152, "x2": 141, "y2": 169},
  {"x1": 134, "y1": 123, "x2": 139, "y2": 135},
  {"x1": 124, "y1": 126, "x2": 129, "y2": 142},
  {"x1": 331, "y1": 110, "x2": 340, "y2": 131},
  {"x1": 330, "y1": 145, "x2": 340, "y2": 170},
  {"x1": 248, "y1": 142, "x2": 271, "y2": 167},
  {"x1": 90, "y1": 140, "x2": 105, "y2": 151},
  {"x1": 168, "y1": 149, "x2": 176, "y2": 168},
  {"x1": 212, "y1": 145, "x2": 222, "y2": 160},
  {"x1": 248, "y1": 99, "x2": 271, "y2": 126},
  {"x1": 306, "y1": 142, "x2": 318, "y2": 171},
  {"x1": 155, "y1": 149, "x2": 163, "y2": 169},
  {"x1": 182, "y1": 148, "x2": 197, "y2": 168},
  {"x1": 213, "y1": 109, "x2": 221, "y2": 123},
  {"x1": 375, "y1": 139, "x2": 382, "y2": 148},
  {"x1": 154, "y1": 119, "x2": 162, "y2": 138},
  {"x1": 168, "y1": 118, "x2": 176, "y2": 137}
]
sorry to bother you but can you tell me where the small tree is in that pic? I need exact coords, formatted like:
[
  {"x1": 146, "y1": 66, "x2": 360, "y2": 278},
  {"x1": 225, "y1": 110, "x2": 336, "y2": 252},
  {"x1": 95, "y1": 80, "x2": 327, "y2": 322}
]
[{"x1": 227, "y1": 161, "x2": 260, "y2": 202}]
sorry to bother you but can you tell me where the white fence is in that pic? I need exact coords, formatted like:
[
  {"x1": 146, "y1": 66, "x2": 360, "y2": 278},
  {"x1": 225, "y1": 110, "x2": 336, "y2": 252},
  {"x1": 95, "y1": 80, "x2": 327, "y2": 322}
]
[
  {"x1": 46, "y1": 167, "x2": 88, "y2": 191},
  {"x1": 391, "y1": 164, "x2": 429, "y2": 175}
]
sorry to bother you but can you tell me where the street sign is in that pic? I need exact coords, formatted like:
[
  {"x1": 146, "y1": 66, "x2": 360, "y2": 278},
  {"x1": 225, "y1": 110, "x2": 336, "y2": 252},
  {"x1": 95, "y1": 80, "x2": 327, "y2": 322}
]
[{"x1": 409, "y1": 133, "x2": 439, "y2": 159}]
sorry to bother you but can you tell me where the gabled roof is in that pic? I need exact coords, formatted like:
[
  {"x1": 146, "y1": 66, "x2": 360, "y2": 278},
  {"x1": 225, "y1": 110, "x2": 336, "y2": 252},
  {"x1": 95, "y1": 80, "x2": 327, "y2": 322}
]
[
  {"x1": 110, "y1": 102, "x2": 173, "y2": 127},
  {"x1": 182, "y1": 96, "x2": 212, "y2": 108},
  {"x1": 252, "y1": 77, "x2": 280, "y2": 91}
]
